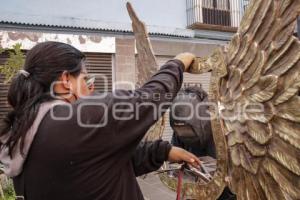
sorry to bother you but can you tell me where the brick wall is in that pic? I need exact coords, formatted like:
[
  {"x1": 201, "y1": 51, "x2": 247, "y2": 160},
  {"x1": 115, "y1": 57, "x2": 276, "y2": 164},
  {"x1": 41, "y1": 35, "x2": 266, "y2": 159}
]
[
  {"x1": 115, "y1": 38, "x2": 136, "y2": 90},
  {"x1": 114, "y1": 37, "x2": 223, "y2": 90}
]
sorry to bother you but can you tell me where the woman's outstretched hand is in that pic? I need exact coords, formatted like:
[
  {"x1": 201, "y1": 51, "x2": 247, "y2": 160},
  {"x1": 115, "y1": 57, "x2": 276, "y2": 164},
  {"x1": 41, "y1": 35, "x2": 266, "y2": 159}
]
[
  {"x1": 167, "y1": 146, "x2": 201, "y2": 169},
  {"x1": 174, "y1": 53, "x2": 196, "y2": 72}
]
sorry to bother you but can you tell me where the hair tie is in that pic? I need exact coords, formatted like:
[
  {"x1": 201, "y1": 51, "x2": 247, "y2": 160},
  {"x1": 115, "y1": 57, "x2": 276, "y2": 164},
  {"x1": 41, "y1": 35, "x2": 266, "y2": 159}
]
[{"x1": 19, "y1": 70, "x2": 30, "y2": 78}]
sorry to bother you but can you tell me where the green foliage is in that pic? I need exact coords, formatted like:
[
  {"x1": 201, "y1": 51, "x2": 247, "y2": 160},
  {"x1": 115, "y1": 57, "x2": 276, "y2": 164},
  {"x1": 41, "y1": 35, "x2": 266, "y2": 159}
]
[
  {"x1": 0, "y1": 43, "x2": 25, "y2": 84},
  {"x1": 0, "y1": 45, "x2": 23, "y2": 198},
  {"x1": 0, "y1": 179, "x2": 16, "y2": 200},
  {"x1": 0, "y1": 45, "x2": 23, "y2": 199}
]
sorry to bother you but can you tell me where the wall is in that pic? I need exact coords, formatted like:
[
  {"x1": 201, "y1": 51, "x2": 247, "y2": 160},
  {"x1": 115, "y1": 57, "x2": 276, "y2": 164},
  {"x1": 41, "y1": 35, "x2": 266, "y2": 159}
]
[
  {"x1": 0, "y1": 30, "x2": 115, "y2": 53},
  {"x1": 113, "y1": 36, "x2": 222, "y2": 88},
  {"x1": 115, "y1": 37, "x2": 136, "y2": 90}
]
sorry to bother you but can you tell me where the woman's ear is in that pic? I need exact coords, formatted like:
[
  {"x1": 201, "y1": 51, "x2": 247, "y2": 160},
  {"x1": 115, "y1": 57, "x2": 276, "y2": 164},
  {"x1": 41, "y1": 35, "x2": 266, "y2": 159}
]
[{"x1": 60, "y1": 71, "x2": 71, "y2": 90}]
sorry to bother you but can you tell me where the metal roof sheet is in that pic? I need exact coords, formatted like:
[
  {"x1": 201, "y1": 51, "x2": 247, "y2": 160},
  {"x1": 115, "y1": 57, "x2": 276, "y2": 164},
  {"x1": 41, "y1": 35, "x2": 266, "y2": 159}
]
[{"x1": 0, "y1": 13, "x2": 194, "y2": 38}]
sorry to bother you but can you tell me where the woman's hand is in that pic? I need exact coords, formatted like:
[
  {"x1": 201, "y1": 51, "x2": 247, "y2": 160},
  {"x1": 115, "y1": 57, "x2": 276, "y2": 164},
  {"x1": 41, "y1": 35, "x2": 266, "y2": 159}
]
[
  {"x1": 167, "y1": 146, "x2": 201, "y2": 169},
  {"x1": 174, "y1": 53, "x2": 196, "y2": 72}
]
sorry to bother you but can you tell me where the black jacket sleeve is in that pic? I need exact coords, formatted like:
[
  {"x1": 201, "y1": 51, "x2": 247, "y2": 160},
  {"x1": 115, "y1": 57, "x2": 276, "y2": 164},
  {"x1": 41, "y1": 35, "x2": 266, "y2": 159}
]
[
  {"x1": 104, "y1": 60, "x2": 184, "y2": 155},
  {"x1": 132, "y1": 140, "x2": 172, "y2": 177}
]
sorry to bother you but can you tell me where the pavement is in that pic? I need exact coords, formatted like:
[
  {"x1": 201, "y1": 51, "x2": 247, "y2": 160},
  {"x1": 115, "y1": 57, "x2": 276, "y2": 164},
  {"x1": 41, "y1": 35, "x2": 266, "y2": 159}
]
[
  {"x1": 138, "y1": 173, "x2": 176, "y2": 200},
  {"x1": 138, "y1": 156, "x2": 216, "y2": 200}
]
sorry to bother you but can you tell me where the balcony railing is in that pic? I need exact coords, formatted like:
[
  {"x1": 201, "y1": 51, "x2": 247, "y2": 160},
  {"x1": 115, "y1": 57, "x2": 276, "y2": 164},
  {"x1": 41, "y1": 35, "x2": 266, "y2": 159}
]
[{"x1": 187, "y1": 0, "x2": 250, "y2": 32}]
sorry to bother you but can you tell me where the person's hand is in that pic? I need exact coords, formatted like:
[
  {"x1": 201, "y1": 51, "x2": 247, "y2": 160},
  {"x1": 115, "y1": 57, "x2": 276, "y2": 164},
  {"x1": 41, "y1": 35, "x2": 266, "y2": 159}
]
[
  {"x1": 174, "y1": 53, "x2": 196, "y2": 72},
  {"x1": 168, "y1": 146, "x2": 201, "y2": 169}
]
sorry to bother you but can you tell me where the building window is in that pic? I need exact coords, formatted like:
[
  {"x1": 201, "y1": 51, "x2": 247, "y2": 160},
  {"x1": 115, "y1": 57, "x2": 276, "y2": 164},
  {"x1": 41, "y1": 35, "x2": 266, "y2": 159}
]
[
  {"x1": 202, "y1": 0, "x2": 231, "y2": 26},
  {"x1": 202, "y1": 0, "x2": 230, "y2": 10}
]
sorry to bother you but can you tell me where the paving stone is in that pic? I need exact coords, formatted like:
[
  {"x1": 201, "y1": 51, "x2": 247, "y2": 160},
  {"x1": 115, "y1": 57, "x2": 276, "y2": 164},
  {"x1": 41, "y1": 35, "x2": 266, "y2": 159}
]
[{"x1": 138, "y1": 173, "x2": 176, "y2": 200}]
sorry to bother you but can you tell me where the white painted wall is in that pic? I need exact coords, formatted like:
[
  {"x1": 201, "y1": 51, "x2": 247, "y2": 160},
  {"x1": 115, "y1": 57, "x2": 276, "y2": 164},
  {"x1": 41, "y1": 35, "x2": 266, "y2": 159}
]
[{"x1": 0, "y1": 31, "x2": 115, "y2": 53}]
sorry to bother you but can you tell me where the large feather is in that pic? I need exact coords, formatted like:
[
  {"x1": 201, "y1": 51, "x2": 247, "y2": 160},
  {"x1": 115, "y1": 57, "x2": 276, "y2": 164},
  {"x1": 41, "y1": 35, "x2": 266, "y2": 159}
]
[{"x1": 126, "y1": 2, "x2": 165, "y2": 142}]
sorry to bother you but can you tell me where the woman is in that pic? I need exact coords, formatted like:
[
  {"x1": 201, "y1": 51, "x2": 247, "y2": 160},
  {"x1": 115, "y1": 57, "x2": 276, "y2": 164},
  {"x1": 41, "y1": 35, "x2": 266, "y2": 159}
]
[{"x1": 0, "y1": 42, "x2": 199, "y2": 200}]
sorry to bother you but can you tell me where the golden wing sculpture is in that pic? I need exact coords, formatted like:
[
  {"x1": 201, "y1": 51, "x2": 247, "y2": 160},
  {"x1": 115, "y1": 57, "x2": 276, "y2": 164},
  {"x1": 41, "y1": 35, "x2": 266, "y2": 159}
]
[
  {"x1": 189, "y1": 0, "x2": 300, "y2": 199},
  {"x1": 128, "y1": 0, "x2": 300, "y2": 199},
  {"x1": 126, "y1": 3, "x2": 166, "y2": 142}
]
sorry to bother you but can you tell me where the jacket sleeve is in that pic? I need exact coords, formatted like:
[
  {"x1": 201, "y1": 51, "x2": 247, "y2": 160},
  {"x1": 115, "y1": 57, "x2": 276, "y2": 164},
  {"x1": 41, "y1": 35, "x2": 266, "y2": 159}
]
[
  {"x1": 107, "y1": 59, "x2": 184, "y2": 151},
  {"x1": 132, "y1": 140, "x2": 172, "y2": 177}
]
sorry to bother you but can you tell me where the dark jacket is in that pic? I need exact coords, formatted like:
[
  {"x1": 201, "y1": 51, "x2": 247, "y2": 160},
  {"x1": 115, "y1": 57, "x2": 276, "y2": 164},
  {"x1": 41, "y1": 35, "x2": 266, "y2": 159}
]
[{"x1": 12, "y1": 60, "x2": 184, "y2": 200}]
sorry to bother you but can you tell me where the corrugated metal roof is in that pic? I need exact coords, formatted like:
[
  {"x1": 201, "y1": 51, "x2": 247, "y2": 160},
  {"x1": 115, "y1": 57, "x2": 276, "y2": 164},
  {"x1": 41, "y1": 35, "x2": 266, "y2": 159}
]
[{"x1": 0, "y1": 13, "x2": 194, "y2": 38}]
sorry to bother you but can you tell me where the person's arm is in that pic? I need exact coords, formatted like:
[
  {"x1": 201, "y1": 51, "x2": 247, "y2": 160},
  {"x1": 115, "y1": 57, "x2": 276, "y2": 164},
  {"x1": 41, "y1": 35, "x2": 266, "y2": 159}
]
[
  {"x1": 107, "y1": 59, "x2": 186, "y2": 150},
  {"x1": 73, "y1": 54, "x2": 195, "y2": 164},
  {"x1": 110, "y1": 53, "x2": 196, "y2": 144},
  {"x1": 132, "y1": 140, "x2": 202, "y2": 177},
  {"x1": 132, "y1": 140, "x2": 172, "y2": 177}
]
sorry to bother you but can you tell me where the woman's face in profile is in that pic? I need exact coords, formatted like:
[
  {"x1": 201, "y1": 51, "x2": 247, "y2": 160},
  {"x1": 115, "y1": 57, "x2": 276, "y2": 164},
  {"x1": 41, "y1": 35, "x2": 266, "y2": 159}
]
[
  {"x1": 76, "y1": 70, "x2": 91, "y2": 97},
  {"x1": 55, "y1": 61, "x2": 95, "y2": 102},
  {"x1": 66, "y1": 64, "x2": 93, "y2": 99}
]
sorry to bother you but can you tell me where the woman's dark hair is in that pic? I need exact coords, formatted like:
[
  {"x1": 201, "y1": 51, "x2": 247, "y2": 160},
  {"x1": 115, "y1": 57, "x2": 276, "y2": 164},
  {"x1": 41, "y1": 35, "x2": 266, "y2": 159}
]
[{"x1": 0, "y1": 41, "x2": 85, "y2": 156}]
